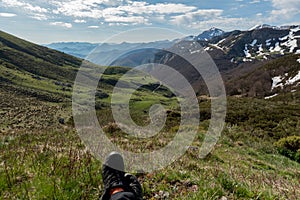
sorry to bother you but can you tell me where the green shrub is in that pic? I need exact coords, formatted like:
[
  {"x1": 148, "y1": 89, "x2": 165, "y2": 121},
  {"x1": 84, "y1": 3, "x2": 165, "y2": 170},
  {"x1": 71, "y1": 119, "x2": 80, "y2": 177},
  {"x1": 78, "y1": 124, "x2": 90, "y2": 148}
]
[
  {"x1": 296, "y1": 149, "x2": 300, "y2": 162},
  {"x1": 274, "y1": 136, "x2": 300, "y2": 162}
]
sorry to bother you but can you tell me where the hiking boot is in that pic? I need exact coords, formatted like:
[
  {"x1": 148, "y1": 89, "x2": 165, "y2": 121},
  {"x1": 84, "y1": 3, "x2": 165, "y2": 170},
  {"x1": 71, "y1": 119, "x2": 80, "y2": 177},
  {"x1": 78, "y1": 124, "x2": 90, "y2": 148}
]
[
  {"x1": 101, "y1": 152, "x2": 125, "y2": 200},
  {"x1": 124, "y1": 173, "x2": 143, "y2": 200}
]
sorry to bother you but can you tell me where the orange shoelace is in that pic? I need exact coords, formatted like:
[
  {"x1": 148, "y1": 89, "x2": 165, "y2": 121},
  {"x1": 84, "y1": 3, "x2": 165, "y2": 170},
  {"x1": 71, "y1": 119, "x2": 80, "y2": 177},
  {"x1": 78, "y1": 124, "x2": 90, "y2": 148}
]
[{"x1": 110, "y1": 187, "x2": 124, "y2": 196}]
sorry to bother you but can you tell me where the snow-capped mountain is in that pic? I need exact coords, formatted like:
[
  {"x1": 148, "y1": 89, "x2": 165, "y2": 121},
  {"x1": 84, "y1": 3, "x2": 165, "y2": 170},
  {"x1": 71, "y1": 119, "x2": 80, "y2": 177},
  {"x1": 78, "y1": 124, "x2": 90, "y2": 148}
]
[
  {"x1": 203, "y1": 25, "x2": 300, "y2": 64},
  {"x1": 196, "y1": 27, "x2": 225, "y2": 41},
  {"x1": 158, "y1": 25, "x2": 300, "y2": 97}
]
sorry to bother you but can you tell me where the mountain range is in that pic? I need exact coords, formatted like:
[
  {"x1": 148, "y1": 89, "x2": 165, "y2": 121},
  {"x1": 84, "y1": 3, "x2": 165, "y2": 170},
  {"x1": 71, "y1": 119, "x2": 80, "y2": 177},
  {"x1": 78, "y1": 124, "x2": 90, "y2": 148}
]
[
  {"x1": 47, "y1": 25, "x2": 299, "y2": 98},
  {"x1": 2, "y1": 25, "x2": 300, "y2": 100},
  {"x1": 44, "y1": 27, "x2": 225, "y2": 61},
  {"x1": 45, "y1": 40, "x2": 175, "y2": 65},
  {"x1": 160, "y1": 25, "x2": 300, "y2": 97},
  {"x1": 45, "y1": 25, "x2": 300, "y2": 67}
]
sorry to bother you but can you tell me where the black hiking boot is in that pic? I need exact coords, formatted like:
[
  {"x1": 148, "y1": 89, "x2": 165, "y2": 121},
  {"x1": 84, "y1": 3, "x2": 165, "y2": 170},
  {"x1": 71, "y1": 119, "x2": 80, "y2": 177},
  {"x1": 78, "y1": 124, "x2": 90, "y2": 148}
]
[
  {"x1": 100, "y1": 151, "x2": 126, "y2": 200},
  {"x1": 124, "y1": 173, "x2": 143, "y2": 200}
]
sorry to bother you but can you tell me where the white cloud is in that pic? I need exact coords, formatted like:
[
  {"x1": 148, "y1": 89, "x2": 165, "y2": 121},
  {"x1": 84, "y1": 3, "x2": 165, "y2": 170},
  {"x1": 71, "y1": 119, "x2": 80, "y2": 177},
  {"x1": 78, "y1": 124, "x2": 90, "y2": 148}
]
[
  {"x1": 50, "y1": 21, "x2": 72, "y2": 28},
  {"x1": 272, "y1": 0, "x2": 300, "y2": 8},
  {"x1": 51, "y1": 0, "x2": 124, "y2": 18},
  {"x1": 250, "y1": 0, "x2": 260, "y2": 3},
  {"x1": 108, "y1": 22, "x2": 130, "y2": 26},
  {"x1": 1, "y1": 0, "x2": 24, "y2": 7},
  {"x1": 74, "y1": 19, "x2": 87, "y2": 23},
  {"x1": 168, "y1": 8, "x2": 258, "y2": 32},
  {"x1": 111, "y1": 2, "x2": 197, "y2": 15},
  {"x1": 50, "y1": 0, "x2": 198, "y2": 26},
  {"x1": 185, "y1": 17, "x2": 257, "y2": 32},
  {"x1": 270, "y1": 0, "x2": 300, "y2": 21},
  {"x1": 104, "y1": 15, "x2": 148, "y2": 24},
  {"x1": 25, "y1": 4, "x2": 48, "y2": 13},
  {"x1": 1, "y1": 0, "x2": 48, "y2": 13},
  {"x1": 170, "y1": 9, "x2": 223, "y2": 25},
  {"x1": 31, "y1": 13, "x2": 48, "y2": 20},
  {"x1": 0, "y1": 0, "x2": 274, "y2": 30},
  {"x1": 0, "y1": 12, "x2": 17, "y2": 17},
  {"x1": 1, "y1": 0, "x2": 49, "y2": 21},
  {"x1": 88, "y1": 25, "x2": 99, "y2": 29}
]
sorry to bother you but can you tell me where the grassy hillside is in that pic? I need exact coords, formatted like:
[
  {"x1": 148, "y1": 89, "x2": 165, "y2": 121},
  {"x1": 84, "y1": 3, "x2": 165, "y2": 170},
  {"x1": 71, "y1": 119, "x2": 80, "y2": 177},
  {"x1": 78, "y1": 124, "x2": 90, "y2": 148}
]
[
  {"x1": 0, "y1": 31, "x2": 300, "y2": 199},
  {"x1": 0, "y1": 30, "x2": 83, "y2": 103},
  {"x1": 1, "y1": 88, "x2": 300, "y2": 199}
]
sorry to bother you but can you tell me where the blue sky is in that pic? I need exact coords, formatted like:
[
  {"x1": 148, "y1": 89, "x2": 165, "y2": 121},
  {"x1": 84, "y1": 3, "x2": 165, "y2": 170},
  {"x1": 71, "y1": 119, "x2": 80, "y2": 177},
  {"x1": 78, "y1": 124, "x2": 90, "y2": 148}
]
[{"x1": 0, "y1": 0, "x2": 299, "y2": 44}]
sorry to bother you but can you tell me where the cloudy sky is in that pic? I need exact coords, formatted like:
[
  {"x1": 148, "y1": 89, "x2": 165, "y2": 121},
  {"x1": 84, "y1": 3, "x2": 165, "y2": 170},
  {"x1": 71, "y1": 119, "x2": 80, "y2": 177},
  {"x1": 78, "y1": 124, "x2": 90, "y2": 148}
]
[{"x1": 0, "y1": 0, "x2": 299, "y2": 44}]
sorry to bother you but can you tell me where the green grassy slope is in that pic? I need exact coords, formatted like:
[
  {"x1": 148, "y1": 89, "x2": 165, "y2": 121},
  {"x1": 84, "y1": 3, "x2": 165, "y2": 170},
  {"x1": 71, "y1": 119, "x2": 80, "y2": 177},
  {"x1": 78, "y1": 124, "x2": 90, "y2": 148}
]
[
  {"x1": 0, "y1": 30, "x2": 83, "y2": 102},
  {"x1": 0, "y1": 31, "x2": 300, "y2": 199}
]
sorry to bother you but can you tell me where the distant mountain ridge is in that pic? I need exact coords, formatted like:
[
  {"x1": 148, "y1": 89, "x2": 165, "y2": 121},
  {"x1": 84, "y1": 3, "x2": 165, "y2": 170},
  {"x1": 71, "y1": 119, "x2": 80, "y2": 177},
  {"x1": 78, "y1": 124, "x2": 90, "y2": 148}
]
[
  {"x1": 44, "y1": 27, "x2": 226, "y2": 62},
  {"x1": 44, "y1": 40, "x2": 175, "y2": 62},
  {"x1": 17, "y1": 25, "x2": 300, "y2": 98},
  {"x1": 45, "y1": 42, "x2": 98, "y2": 59}
]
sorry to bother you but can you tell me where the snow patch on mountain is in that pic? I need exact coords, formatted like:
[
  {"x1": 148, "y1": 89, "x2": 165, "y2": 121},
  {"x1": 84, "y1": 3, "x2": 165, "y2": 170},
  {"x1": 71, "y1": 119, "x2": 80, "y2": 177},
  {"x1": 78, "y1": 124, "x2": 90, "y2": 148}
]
[
  {"x1": 280, "y1": 27, "x2": 299, "y2": 53},
  {"x1": 249, "y1": 24, "x2": 274, "y2": 30},
  {"x1": 244, "y1": 44, "x2": 252, "y2": 58},
  {"x1": 271, "y1": 75, "x2": 284, "y2": 90},
  {"x1": 243, "y1": 58, "x2": 253, "y2": 62},
  {"x1": 250, "y1": 39, "x2": 257, "y2": 47},
  {"x1": 204, "y1": 47, "x2": 211, "y2": 51},
  {"x1": 210, "y1": 43, "x2": 224, "y2": 51},
  {"x1": 271, "y1": 71, "x2": 300, "y2": 90},
  {"x1": 264, "y1": 93, "x2": 278, "y2": 99},
  {"x1": 190, "y1": 49, "x2": 202, "y2": 54},
  {"x1": 217, "y1": 38, "x2": 226, "y2": 45},
  {"x1": 256, "y1": 44, "x2": 268, "y2": 59},
  {"x1": 270, "y1": 42, "x2": 284, "y2": 54},
  {"x1": 208, "y1": 38, "x2": 228, "y2": 52},
  {"x1": 266, "y1": 39, "x2": 272, "y2": 46},
  {"x1": 287, "y1": 71, "x2": 300, "y2": 85}
]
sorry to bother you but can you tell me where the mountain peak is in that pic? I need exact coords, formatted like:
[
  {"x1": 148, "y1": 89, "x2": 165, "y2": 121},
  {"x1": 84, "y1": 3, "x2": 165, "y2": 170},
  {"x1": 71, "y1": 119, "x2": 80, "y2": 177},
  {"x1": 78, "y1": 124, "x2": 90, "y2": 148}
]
[
  {"x1": 209, "y1": 27, "x2": 219, "y2": 31},
  {"x1": 197, "y1": 27, "x2": 225, "y2": 41}
]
